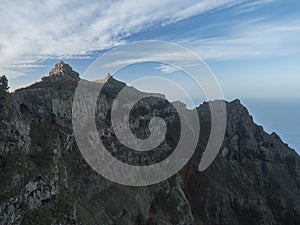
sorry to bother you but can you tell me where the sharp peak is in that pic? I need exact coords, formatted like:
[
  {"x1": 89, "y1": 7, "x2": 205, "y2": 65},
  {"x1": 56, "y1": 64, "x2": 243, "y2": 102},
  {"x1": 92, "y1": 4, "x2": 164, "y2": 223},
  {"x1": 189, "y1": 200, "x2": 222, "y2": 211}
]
[
  {"x1": 49, "y1": 61, "x2": 76, "y2": 76},
  {"x1": 94, "y1": 73, "x2": 115, "y2": 83},
  {"x1": 40, "y1": 61, "x2": 79, "y2": 83}
]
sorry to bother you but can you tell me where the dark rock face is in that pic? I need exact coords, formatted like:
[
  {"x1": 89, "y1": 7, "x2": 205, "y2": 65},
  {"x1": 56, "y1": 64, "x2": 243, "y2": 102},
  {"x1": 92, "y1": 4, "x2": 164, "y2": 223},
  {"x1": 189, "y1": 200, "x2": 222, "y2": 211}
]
[
  {"x1": 0, "y1": 63, "x2": 299, "y2": 224},
  {"x1": 184, "y1": 101, "x2": 300, "y2": 225}
]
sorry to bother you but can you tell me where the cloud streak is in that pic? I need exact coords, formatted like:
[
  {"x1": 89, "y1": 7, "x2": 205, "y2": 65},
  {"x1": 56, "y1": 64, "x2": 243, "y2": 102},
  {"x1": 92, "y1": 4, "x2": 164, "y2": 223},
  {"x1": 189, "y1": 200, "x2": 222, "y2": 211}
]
[
  {"x1": 155, "y1": 64, "x2": 181, "y2": 74},
  {"x1": 0, "y1": 0, "x2": 240, "y2": 78},
  {"x1": 234, "y1": 0, "x2": 278, "y2": 14},
  {"x1": 184, "y1": 19, "x2": 300, "y2": 60}
]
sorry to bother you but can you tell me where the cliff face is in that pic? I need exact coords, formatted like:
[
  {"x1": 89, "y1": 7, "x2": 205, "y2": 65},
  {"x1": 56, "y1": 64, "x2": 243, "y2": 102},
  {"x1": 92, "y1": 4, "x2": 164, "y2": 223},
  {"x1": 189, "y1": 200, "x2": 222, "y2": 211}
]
[
  {"x1": 184, "y1": 100, "x2": 300, "y2": 225},
  {"x1": 0, "y1": 62, "x2": 299, "y2": 225}
]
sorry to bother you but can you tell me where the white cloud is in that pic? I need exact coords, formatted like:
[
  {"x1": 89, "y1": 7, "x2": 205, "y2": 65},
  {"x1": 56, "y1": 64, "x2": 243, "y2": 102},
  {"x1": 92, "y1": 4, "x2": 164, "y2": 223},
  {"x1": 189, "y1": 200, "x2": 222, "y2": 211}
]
[
  {"x1": 0, "y1": 0, "x2": 241, "y2": 78},
  {"x1": 155, "y1": 64, "x2": 181, "y2": 74}
]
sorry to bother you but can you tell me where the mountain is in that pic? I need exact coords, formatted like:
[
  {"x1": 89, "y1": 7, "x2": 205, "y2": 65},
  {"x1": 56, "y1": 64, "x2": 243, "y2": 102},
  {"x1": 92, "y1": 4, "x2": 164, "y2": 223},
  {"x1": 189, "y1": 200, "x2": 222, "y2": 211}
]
[{"x1": 0, "y1": 62, "x2": 299, "y2": 225}]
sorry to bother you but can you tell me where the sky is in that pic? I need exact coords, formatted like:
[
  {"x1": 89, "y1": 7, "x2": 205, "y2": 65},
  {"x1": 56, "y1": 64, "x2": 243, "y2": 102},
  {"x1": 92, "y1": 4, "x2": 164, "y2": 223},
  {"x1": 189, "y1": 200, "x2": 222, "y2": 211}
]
[{"x1": 0, "y1": 0, "x2": 299, "y2": 151}]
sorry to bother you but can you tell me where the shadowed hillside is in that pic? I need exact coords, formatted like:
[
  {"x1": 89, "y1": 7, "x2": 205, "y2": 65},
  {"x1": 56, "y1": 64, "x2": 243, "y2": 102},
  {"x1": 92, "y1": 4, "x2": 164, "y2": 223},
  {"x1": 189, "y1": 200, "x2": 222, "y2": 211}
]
[{"x1": 0, "y1": 62, "x2": 299, "y2": 225}]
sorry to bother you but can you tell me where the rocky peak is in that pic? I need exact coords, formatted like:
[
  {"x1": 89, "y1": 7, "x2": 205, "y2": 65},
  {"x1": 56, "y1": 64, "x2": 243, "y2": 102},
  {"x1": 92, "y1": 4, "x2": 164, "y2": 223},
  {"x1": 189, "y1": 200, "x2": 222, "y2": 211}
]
[
  {"x1": 2, "y1": 63, "x2": 300, "y2": 225},
  {"x1": 42, "y1": 61, "x2": 80, "y2": 83},
  {"x1": 49, "y1": 61, "x2": 74, "y2": 76},
  {"x1": 95, "y1": 73, "x2": 112, "y2": 83}
]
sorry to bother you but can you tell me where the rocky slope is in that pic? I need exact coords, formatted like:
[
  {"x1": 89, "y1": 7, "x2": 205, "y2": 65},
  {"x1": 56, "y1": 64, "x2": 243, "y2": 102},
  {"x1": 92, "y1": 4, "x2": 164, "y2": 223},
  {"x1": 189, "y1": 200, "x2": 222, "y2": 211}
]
[{"x1": 0, "y1": 62, "x2": 299, "y2": 225}]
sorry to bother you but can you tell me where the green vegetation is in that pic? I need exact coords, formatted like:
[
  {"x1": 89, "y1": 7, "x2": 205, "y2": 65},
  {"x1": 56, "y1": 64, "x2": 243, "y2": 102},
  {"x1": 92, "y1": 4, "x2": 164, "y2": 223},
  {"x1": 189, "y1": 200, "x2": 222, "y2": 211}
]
[
  {"x1": 22, "y1": 160, "x2": 75, "y2": 225},
  {"x1": 0, "y1": 150, "x2": 28, "y2": 202},
  {"x1": 149, "y1": 189, "x2": 185, "y2": 224},
  {"x1": 29, "y1": 147, "x2": 53, "y2": 168},
  {"x1": 30, "y1": 125, "x2": 55, "y2": 149},
  {"x1": 29, "y1": 125, "x2": 56, "y2": 169},
  {"x1": 22, "y1": 208, "x2": 54, "y2": 225},
  {"x1": 151, "y1": 190, "x2": 181, "y2": 214},
  {"x1": 0, "y1": 75, "x2": 9, "y2": 97},
  {"x1": 0, "y1": 75, "x2": 9, "y2": 117},
  {"x1": 0, "y1": 125, "x2": 58, "y2": 211}
]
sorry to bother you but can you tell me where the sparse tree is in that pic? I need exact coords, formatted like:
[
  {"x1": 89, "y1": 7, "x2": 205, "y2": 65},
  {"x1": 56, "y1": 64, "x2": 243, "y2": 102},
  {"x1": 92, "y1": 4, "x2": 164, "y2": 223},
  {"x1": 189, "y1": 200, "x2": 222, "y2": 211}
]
[
  {"x1": 0, "y1": 75, "x2": 9, "y2": 114},
  {"x1": 0, "y1": 75, "x2": 9, "y2": 98}
]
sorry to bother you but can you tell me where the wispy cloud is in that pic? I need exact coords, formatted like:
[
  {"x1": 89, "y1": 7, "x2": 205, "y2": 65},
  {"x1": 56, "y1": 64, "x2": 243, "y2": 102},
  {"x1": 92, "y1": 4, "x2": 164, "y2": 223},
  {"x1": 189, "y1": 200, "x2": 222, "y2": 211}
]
[
  {"x1": 1, "y1": 0, "x2": 298, "y2": 82},
  {"x1": 155, "y1": 64, "x2": 181, "y2": 74},
  {"x1": 234, "y1": 0, "x2": 278, "y2": 14},
  {"x1": 184, "y1": 20, "x2": 300, "y2": 60},
  {"x1": 0, "y1": 0, "x2": 240, "y2": 78}
]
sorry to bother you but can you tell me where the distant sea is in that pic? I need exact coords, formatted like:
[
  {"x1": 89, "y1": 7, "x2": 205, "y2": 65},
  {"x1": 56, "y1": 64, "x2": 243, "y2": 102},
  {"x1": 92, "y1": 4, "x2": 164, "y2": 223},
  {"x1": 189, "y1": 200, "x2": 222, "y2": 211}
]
[{"x1": 241, "y1": 99, "x2": 300, "y2": 154}]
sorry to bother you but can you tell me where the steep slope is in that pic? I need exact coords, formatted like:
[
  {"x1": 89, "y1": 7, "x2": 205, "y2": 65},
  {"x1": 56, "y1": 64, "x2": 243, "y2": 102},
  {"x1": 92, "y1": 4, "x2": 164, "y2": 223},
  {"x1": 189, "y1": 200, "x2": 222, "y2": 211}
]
[
  {"x1": 184, "y1": 100, "x2": 300, "y2": 225},
  {"x1": 0, "y1": 62, "x2": 193, "y2": 225},
  {"x1": 0, "y1": 62, "x2": 299, "y2": 225}
]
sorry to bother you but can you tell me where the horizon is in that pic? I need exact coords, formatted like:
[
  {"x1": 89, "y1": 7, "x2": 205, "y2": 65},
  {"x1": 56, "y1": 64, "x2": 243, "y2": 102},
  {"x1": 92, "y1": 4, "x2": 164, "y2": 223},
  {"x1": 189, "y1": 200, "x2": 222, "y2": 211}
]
[{"x1": 7, "y1": 60, "x2": 300, "y2": 154}]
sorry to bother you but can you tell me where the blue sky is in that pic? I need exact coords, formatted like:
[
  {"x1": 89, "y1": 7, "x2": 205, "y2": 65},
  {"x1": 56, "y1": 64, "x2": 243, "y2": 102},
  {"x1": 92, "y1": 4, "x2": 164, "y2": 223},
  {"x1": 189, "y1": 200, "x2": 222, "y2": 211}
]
[
  {"x1": 1, "y1": 0, "x2": 299, "y2": 100},
  {"x1": 1, "y1": 0, "x2": 300, "y2": 150}
]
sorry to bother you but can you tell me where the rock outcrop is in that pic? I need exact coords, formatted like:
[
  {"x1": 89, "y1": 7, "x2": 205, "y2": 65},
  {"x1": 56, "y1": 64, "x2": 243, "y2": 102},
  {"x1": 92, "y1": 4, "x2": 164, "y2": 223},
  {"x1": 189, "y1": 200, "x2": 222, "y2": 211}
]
[
  {"x1": 0, "y1": 62, "x2": 299, "y2": 225},
  {"x1": 184, "y1": 100, "x2": 300, "y2": 225},
  {"x1": 43, "y1": 61, "x2": 80, "y2": 83}
]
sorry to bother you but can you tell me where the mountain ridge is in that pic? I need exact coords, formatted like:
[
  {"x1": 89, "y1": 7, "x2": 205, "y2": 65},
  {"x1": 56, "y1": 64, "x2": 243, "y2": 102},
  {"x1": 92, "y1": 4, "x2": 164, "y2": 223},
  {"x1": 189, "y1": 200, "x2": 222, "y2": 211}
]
[{"x1": 0, "y1": 62, "x2": 299, "y2": 225}]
